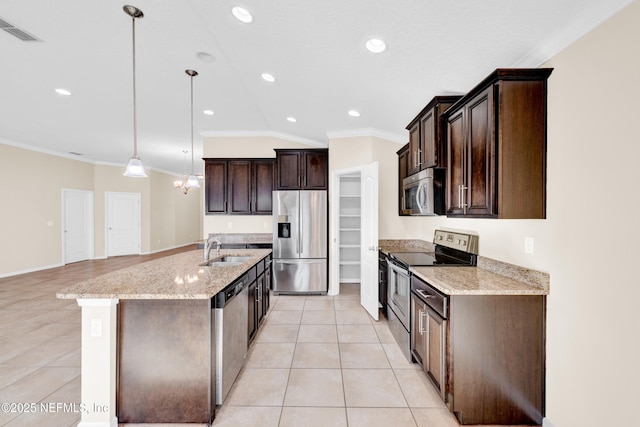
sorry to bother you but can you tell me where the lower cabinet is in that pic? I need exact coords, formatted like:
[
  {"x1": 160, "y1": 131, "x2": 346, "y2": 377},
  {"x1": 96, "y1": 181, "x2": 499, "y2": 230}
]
[
  {"x1": 117, "y1": 299, "x2": 216, "y2": 424},
  {"x1": 378, "y1": 251, "x2": 388, "y2": 310},
  {"x1": 410, "y1": 275, "x2": 545, "y2": 425},
  {"x1": 248, "y1": 255, "x2": 272, "y2": 343}
]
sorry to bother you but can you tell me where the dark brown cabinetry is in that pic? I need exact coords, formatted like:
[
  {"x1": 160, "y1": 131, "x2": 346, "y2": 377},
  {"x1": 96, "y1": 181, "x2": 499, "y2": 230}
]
[
  {"x1": 411, "y1": 292, "x2": 446, "y2": 395},
  {"x1": 397, "y1": 143, "x2": 409, "y2": 216},
  {"x1": 378, "y1": 251, "x2": 388, "y2": 310},
  {"x1": 117, "y1": 299, "x2": 216, "y2": 424},
  {"x1": 275, "y1": 149, "x2": 328, "y2": 190},
  {"x1": 204, "y1": 160, "x2": 227, "y2": 214},
  {"x1": 444, "y1": 68, "x2": 553, "y2": 218},
  {"x1": 204, "y1": 158, "x2": 274, "y2": 215},
  {"x1": 406, "y1": 96, "x2": 461, "y2": 174},
  {"x1": 410, "y1": 274, "x2": 545, "y2": 425},
  {"x1": 248, "y1": 255, "x2": 271, "y2": 343}
]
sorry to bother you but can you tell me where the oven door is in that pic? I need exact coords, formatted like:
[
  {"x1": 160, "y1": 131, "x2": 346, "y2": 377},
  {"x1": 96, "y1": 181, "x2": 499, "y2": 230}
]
[{"x1": 386, "y1": 259, "x2": 411, "y2": 328}]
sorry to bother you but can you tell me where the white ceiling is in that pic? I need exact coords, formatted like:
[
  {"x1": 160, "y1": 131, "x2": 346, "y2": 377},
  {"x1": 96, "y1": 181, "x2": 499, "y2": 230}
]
[{"x1": 0, "y1": 0, "x2": 631, "y2": 175}]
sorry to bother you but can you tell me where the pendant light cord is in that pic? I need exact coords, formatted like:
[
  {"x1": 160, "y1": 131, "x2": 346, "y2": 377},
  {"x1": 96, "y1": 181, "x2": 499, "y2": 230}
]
[
  {"x1": 132, "y1": 15, "x2": 138, "y2": 158},
  {"x1": 190, "y1": 73, "x2": 194, "y2": 173}
]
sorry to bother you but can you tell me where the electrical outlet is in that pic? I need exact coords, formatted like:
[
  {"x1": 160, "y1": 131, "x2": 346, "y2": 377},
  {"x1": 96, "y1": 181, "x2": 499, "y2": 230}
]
[
  {"x1": 227, "y1": 222, "x2": 233, "y2": 229},
  {"x1": 524, "y1": 237, "x2": 534, "y2": 254},
  {"x1": 91, "y1": 319, "x2": 102, "y2": 337}
]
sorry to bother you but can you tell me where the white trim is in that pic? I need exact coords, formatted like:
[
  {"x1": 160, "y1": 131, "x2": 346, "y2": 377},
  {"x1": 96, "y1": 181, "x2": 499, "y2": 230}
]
[
  {"x1": 77, "y1": 298, "x2": 119, "y2": 307},
  {"x1": 200, "y1": 130, "x2": 326, "y2": 147},
  {"x1": 513, "y1": 0, "x2": 633, "y2": 67},
  {"x1": 0, "y1": 263, "x2": 64, "y2": 279},
  {"x1": 77, "y1": 418, "x2": 118, "y2": 427},
  {"x1": 0, "y1": 137, "x2": 97, "y2": 165},
  {"x1": 543, "y1": 418, "x2": 556, "y2": 427},
  {"x1": 0, "y1": 138, "x2": 183, "y2": 176},
  {"x1": 326, "y1": 128, "x2": 407, "y2": 144}
]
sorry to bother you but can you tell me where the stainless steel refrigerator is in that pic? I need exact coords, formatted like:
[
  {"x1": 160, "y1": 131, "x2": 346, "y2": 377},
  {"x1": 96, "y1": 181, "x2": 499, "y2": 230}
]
[{"x1": 272, "y1": 190, "x2": 327, "y2": 294}]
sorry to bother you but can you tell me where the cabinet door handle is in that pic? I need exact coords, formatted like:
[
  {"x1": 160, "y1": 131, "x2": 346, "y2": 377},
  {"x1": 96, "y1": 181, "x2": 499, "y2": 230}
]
[
  {"x1": 417, "y1": 149, "x2": 422, "y2": 167},
  {"x1": 418, "y1": 309, "x2": 427, "y2": 334},
  {"x1": 458, "y1": 185, "x2": 462, "y2": 209},
  {"x1": 461, "y1": 185, "x2": 468, "y2": 211}
]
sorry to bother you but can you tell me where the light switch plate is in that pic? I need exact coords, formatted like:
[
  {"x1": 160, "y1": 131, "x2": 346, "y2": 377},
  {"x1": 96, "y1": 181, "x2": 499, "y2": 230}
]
[{"x1": 524, "y1": 237, "x2": 534, "y2": 254}]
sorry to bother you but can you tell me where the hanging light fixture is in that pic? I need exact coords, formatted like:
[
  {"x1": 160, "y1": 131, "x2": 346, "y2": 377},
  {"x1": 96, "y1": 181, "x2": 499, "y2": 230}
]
[
  {"x1": 123, "y1": 5, "x2": 147, "y2": 177},
  {"x1": 173, "y1": 150, "x2": 190, "y2": 193},
  {"x1": 185, "y1": 69, "x2": 200, "y2": 189}
]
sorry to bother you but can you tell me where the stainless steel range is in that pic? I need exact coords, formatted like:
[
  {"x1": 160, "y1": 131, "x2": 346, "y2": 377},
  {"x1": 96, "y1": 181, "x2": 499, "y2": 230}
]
[{"x1": 386, "y1": 229, "x2": 478, "y2": 361}]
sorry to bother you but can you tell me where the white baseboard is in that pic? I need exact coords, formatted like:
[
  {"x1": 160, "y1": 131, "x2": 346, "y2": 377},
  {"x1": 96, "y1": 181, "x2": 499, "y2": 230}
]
[
  {"x1": 77, "y1": 416, "x2": 117, "y2": 427},
  {"x1": 145, "y1": 241, "x2": 198, "y2": 255},
  {"x1": 543, "y1": 417, "x2": 556, "y2": 427},
  {"x1": 0, "y1": 262, "x2": 64, "y2": 279}
]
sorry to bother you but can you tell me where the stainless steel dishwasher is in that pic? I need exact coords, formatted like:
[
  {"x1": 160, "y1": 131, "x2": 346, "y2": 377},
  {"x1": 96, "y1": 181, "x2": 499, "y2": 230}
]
[{"x1": 214, "y1": 269, "x2": 253, "y2": 405}]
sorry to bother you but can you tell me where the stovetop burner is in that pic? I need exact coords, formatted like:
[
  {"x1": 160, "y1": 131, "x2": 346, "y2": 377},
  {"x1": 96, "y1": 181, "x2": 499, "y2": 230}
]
[
  {"x1": 387, "y1": 230, "x2": 479, "y2": 269},
  {"x1": 388, "y1": 251, "x2": 467, "y2": 267}
]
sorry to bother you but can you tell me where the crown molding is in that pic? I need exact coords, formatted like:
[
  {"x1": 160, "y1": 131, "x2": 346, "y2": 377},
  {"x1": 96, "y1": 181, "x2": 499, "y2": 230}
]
[
  {"x1": 200, "y1": 130, "x2": 326, "y2": 148},
  {"x1": 326, "y1": 128, "x2": 407, "y2": 144}
]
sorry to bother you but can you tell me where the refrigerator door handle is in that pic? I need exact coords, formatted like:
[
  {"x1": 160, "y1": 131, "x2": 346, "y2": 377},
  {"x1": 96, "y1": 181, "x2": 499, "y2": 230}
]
[{"x1": 273, "y1": 259, "x2": 325, "y2": 265}]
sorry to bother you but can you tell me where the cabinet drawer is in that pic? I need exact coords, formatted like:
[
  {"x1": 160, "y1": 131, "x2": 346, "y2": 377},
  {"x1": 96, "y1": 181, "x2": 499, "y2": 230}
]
[{"x1": 411, "y1": 275, "x2": 447, "y2": 318}]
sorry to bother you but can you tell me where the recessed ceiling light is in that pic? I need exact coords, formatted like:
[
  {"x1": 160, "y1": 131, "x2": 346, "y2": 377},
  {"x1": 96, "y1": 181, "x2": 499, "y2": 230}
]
[
  {"x1": 55, "y1": 88, "x2": 71, "y2": 96},
  {"x1": 286, "y1": 116, "x2": 297, "y2": 123},
  {"x1": 203, "y1": 110, "x2": 215, "y2": 116},
  {"x1": 232, "y1": 6, "x2": 253, "y2": 23},
  {"x1": 365, "y1": 38, "x2": 387, "y2": 53},
  {"x1": 261, "y1": 73, "x2": 275, "y2": 83},
  {"x1": 196, "y1": 51, "x2": 215, "y2": 62},
  {"x1": 348, "y1": 110, "x2": 361, "y2": 117}
]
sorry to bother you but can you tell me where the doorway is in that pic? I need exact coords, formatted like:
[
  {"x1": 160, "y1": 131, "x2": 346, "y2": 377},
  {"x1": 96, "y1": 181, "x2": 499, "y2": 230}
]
[
  {"x1": 62, "y1": 189, "x2": 94, "y2": 264},
  {"x1": 106, "y1": 192, "x2": 141, "y2": 257},
  {"x1": 330, "y1": 162, "x2": 379, "y2": 319}
]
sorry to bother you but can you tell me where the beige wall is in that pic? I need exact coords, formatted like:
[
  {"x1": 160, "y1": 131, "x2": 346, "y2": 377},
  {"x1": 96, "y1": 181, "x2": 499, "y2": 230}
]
[
  {"x1": 541, "y1": 2, "x2": 640, "y2": 425},
  {"x1": 0, "y1": 143, "x2": 201, "y2": 277}
]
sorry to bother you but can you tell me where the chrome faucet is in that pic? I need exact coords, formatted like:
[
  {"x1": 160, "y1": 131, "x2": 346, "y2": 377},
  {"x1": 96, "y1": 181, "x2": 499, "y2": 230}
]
[{"x1": 204, "y1": 237, "x2": 222, "y2": 261}]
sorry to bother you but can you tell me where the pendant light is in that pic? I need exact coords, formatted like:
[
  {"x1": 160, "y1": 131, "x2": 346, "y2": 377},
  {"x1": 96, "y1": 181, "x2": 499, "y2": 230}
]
[
  {"x1": 123, "y1": 5, "x2": 147, "y2": 177},
  {"x1": 185, "y1": 69, "x2": 200, "y2": 188}
]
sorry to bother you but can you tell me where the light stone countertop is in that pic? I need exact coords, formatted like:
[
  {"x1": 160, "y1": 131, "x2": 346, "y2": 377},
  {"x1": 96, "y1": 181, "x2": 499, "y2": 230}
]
[
  {"x1": 411, "y1": 266, "x2": 548, "y2": 295},
  {"x1": 56, "y1": 249, "x2": 271, "y2": 300},
  {"x1": 379, "y1": 239, "x2": 549, "y2": 296}
]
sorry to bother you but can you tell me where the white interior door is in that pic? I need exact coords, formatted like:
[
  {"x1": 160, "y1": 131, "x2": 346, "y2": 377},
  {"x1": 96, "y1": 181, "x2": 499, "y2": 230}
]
[
  {"x1": 360, "y1": 162, "x2": 379, "y2": 320},
  {"x1": 63, "y1": 189, "x2": 94, "y2": 264},
  {"x1": 106, "y1": 192, "x2": 141, "y2": 256}
]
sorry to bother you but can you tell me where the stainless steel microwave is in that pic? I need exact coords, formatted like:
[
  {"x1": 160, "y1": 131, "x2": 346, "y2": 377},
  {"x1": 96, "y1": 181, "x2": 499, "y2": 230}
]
[{"x1": 401, "y1": 168, "x2": 445, "y2": 216}]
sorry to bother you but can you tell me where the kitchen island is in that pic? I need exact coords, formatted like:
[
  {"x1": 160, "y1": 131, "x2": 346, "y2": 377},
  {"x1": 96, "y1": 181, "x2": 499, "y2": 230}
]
[{"x1": 57, "y1": 248, "x2": 271, "y2": 426}]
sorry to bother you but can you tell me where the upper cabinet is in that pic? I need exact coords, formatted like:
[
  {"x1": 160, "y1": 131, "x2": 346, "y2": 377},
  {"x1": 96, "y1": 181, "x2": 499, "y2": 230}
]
[
  {"x1": 397, "y1": 143, "x2": 410, "y2": 216},
  {"x1": 406, "y1": 96, "x2": 462, "y2": 174},
  {"x1": 275, "y1": 149, "x2": 328, "y2": 190},
  {"x1": 204, "y1": 158, "x2": 274, "y2": 215},
  {"x1": 444, "y1": 68, "x2": 553, "y2": 219}
]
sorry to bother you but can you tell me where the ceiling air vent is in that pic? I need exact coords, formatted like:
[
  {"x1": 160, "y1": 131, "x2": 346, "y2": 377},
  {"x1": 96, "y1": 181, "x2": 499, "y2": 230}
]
[{"x1": 0, "y1": 16, "x2": 42, "y2": 42}]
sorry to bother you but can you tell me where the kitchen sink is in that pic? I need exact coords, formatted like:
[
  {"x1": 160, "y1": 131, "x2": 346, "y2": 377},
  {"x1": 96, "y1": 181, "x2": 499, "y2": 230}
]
[{"x1": 200, "y1": 256, "x2": 252, "y2": 267}]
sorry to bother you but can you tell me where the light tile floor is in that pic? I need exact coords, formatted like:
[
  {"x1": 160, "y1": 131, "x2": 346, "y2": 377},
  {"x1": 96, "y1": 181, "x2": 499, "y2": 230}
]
[
  {"x1": 212, "y1": 285, "x2": 460, "y2": 427},
  {"x1": 0, "y1": 249, "x2": 534, "y2": 426}
]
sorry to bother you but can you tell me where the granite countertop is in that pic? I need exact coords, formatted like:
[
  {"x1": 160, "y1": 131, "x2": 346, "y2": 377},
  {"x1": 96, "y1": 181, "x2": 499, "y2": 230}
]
[
  {"x1": 379, "y1": 239, "x2": 549, "y2": 296},
  {"x1": 56, "y1": 249, "x2": 271, "y2": 300},
  {"x1": 207, "y1": 233, "x2": 273, "y2": 244},
  {"x1": 411, "y1": 266, "x2": 548, "y2": 295}
]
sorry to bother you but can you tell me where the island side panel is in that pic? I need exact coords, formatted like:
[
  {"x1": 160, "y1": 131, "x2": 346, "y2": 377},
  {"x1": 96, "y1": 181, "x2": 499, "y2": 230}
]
[
  {"x1": 117, "y1": 299, "x2": 215, "y2": 424},
  {"x1": 449, "y1": 295, "x2": 545, "y2": 425}
]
